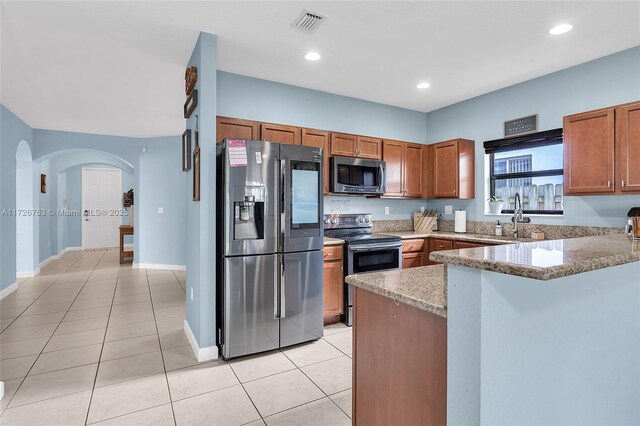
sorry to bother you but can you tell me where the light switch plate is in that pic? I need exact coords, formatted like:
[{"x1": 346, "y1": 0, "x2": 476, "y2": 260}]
[
  {"x1": 190, "y1": 288, "x2": 194, "y2": 301},
  {"x1": 384, "y1": 206, "x2": 390, "y2": 215},
  {"x1": 157, "y1": 207, "x2": 164, "y2": 214},
  {"x1": 445, "y1": 205, "x2": 453, "y2": 214}
]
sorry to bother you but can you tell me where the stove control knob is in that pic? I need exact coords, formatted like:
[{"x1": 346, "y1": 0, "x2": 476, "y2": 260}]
[
  {"x1": 358, "y1": 218, "x2": 365, "y2": 223},
  {"x1": 332, "y1": 219, "x2": 338, "y2": 224},
  {"x1": 324, "y1": 218, "x2": 330, "y2": 224},
  {"x1": 365, "y1": 217, "x2": 371, "y2": 223}
]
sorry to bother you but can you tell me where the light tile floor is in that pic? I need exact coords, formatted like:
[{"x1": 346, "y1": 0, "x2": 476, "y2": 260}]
[{"x1": 0, "y1": 249, "x2": 352, "y2": 425}]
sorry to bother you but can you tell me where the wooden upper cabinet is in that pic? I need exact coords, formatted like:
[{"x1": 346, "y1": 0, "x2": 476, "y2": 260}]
[
  {"x1": 403, "y1": 143, "x2": 423, "y2": 197},
  {"x1": 426, "y1": 139, "x2": 475, "y2": 199},
  {"x1": 330, "y1": 132, "x2": 358, "y2": 157},
  {"x1": 330, "y1": 133, "x2": 382, "y2": 159},
  {"x1": 357, "y1": 136, "x2": 382, "y2": 159},
  {"x1": 617, "y1": 101, "x2": 640, "y2": 193},
  {"x1": 302, "y1": 128, "x2": 330, "y2": 195},
  {"x1": 260, "y1": 123, "x2": 301, "y2": 145},
  {"x1": 382, "y1": 140, "x2": 404, "y2": 197},
  {"x1": 563, "y1": 107, "x2": 615, "y2": 195},
  {"x1": 382, "y1": 140, "x2": 423, "y2": 198},
  {"x1": 216, "y1": 116, "x2": 259, "y2": 143}
]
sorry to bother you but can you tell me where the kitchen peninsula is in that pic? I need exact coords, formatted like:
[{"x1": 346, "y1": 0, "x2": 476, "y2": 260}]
[{"x1": 346, "y1": 234, "x2": 640, "y2": 425}]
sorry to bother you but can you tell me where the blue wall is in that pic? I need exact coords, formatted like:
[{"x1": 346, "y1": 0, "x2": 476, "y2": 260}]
[
  {"x1": 1, "y1": 105, "x2": 35, "y2": 291},
  {"x1": 217, "y1": 71, "x2": 429, "y2": 220},
  {"x1": 185, "y1": 32, "x2": 218, "y2": 351},
  {"x1": 138, "y1": 137, "x2": 186, "y2": 266},
  {"x1": 1, "y1": 119, "x2": 187, "y2": 293},
  {"x1": 426, "y1": 46, "x2": 640, "y2": 227}
]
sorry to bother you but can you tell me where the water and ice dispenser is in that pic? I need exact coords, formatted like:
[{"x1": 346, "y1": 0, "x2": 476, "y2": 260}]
[{"x1": 233, "y1": 190, "x2": 264, "y2": 240}]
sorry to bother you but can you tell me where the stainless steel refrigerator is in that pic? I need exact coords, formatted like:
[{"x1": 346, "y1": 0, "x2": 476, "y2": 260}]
[{"x1": 216, "y1": 139, "x2": 324, "y2": 359}]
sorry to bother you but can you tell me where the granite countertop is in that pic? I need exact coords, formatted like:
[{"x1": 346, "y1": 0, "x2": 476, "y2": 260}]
[
  {"x1": 430, "y1": 234, "x2": 640, "y2": 280},
  {"x1": 323, "y1": 237, "x2": 344, "y2": 246},
  {"x1": 345, "y1": 265, "x2": 447, "y2": 318},
  {"x1": 379, "y1": 230, "x2": 535, "y2": 245}
]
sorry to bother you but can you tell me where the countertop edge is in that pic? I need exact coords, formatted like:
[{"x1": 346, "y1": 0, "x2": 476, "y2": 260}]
[
  {"x1": 430, "y1": 250, "x2": 640, "y2": 280},
  {"x1": 378, "y1": 231, "x2": 533, "y2": 245},
  {"x1": 345, "y1": 268, "x2": 447, "y2": 318}
]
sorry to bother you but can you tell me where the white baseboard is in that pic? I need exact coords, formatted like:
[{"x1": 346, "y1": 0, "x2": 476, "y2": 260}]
[
  {"x1": 61, "y1": 246, "x2": 82, "y2": 255},
  {"x1": 16, "y1": 268, "x2": 40, "y2": 278},
  {"x1": 0, "y1": 282, "x2": 19, "y2": 300},
  {"x1": 133, "y1": 263, "x2": 186, "y2": 271},
  {"x1": 184, "y1": 319, "x2": 219, "y2": 362},
  {"x1": 39, "y1": 247, "x2": 83, "y2": 269}
]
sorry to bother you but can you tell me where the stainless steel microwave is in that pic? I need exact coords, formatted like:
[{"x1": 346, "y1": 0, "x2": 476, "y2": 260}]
[{"x1": 330, "y1": 156, "x2": 386, "y2": 195}]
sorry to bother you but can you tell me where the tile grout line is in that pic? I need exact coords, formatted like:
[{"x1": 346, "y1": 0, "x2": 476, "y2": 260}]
[
  {"x1": 0, "y1": 255, "x2": 85, "y2": 333},
  {"x1": 279, "y1": 341, "x2": 353, "y2": 420},
  {"x1": 227, "y1": 361, "x2": 267, "y2": 424},
  {"x1": 0, "y1": 251, "x2": 102, "y2": 414},
  {"x1": 83, "y1": 251, "x2": 122, "y2": 426},
  {"x1": 144, "y1": 268, "x2": 178, "y2": 426}
]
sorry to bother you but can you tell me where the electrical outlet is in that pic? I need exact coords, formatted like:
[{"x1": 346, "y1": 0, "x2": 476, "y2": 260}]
[
  {"x1": 445, "y1": 205, "x2": 453, "y2": 214},
  {"x1": 384, "y1": 206, "x2": 390, "y2": 216},
  {"x1": 420, "y1": 206, "x2": 425, "y2": 213},
  {"x1": 157, "y1": 207, "x2": 164, "y2": 214},
  {"x1": 190, "y1": 288, "x2": 194, "y2": 301}
]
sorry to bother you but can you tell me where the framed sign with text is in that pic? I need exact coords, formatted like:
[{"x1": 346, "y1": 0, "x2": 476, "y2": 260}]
[{"x1": 504, "y1": 114, "x2": 538, "y2": 137}]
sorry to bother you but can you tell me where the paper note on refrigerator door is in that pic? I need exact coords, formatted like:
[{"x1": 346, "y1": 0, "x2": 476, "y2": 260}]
[{"x1": 228, "y1": 140, "x2": 248, "y2": 167}]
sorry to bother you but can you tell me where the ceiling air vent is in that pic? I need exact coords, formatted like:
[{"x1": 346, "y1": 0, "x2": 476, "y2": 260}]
[{"x1": 291, "y1": 10, "x2": 327, "y2": 34}]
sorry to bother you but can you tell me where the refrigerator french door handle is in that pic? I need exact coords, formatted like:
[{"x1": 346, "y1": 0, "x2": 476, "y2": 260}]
[
  {"x1": 274, "y1": 160, "x2": 280, "y2": 244},
  {"x1": 274, "y1": 256, "x2": 279, "y2": 319},
  {"x1": 280, "y1": 159, "x2": 286, "y2": 247},
  {"x1": 280, "y1": 260, "x2": 286, "y2": 319}
]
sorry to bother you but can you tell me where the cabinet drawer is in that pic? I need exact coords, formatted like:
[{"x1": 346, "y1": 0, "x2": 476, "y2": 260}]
[
  {"x1": 430, "y1": 238, "x2": 454, "y2": 251},
  {"x1": 453, "y1": 241, "x2": 486, "y2": 250},
  {"x1": 402, "y1": 252, "x2": 424, "y2": 269},
  {"x1": 323, "y1": 245, "x2": 343, "y2": 261},
  {"x1": 402, "y1": 239, "x2": 425, "y2": 253}
]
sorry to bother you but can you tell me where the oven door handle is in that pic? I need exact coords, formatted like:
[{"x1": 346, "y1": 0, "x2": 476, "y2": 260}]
[{"x1": 348, "y1": 242, "x2": 402, "y2": 252}]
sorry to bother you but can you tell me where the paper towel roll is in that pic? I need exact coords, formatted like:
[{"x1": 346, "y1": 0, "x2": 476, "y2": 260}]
[{"x1": 455, "y1": 210, "x2": 467, "y2": 233}]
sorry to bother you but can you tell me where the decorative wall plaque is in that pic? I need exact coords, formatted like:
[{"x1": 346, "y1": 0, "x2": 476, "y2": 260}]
[
  {"x1": 185, "y1": 66, "x2": 198, "y2": 95},
  {"x1": 504, "y1": 114, "x2": 538, "y2": 137}
]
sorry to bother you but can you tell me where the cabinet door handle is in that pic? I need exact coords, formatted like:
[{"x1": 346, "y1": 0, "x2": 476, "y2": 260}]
[
  {"x1": 608, "y1": 181, "x2": 612, "y2": 188},
  {"x1": 622, "y1": 180, "x2": 625, "y2": 187}
]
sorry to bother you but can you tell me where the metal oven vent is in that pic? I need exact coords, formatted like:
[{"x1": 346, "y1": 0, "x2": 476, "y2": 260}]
[{"x1": 291, "y1": 9, "x2": 327, "y2": 33}]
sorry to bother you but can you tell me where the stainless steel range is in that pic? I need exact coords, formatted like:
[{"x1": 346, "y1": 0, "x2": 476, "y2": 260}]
[{"x1": 323, "y1": 213, "x2": 402, "y2": 326}]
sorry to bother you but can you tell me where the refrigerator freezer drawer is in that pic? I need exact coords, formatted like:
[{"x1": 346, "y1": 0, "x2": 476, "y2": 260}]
[
  {"x1": 279, "y1": 250, "x2": 324, "y2": 348},
  {"x1": 222, "y1": 254, "x2": 279, "y2": 359}
]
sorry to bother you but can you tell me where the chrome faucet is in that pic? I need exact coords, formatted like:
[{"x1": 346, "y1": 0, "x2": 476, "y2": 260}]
[{"x1": 511, "y1": 192, "x2": 530, "y2": 238}]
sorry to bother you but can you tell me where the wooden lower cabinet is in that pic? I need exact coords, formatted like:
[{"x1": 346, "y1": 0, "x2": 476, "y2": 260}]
[
  {"x1": 353, "y1": 287, "x2": 447, "y2": 425},
  {"x1": 453, "y1": 240, "x2": 486, "y2": 250},
  {"x1": 402, "y1": 252, "x2": 424, "y2": 269},
  {"x1": 323, "y1": 245, "x2": 344, "y2": 325},
  {"x1": 426, "y1": 238, "x2": 454, "y2": 265},
  {"x1": 401, "y1": 238, "x2": 427, "y2": 269}
]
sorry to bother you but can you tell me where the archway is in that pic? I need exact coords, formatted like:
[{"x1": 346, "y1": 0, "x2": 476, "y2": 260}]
[{"x1": 16, "y1": 140, "x2": 36, "y2": 276}]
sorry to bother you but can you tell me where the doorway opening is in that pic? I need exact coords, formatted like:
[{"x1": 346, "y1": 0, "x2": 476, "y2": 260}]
[
  {"x1": 16, "y1": 140, "x2": 36, "y2": 277},
  {"x1": 81, "y1": 167, "x2": 123, "y2": 249}
]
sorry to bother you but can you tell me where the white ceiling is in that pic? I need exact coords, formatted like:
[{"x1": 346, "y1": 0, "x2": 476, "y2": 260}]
[{"x1": 1, "y1": 1, "x2": 639, "y2": 137}]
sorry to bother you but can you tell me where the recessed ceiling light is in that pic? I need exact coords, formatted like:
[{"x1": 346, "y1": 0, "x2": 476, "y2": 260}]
[
  {"x1": 416, "y1": 82, "x2": 431, "y2": 89},
  {"x1": 548, "y1": 24, "x2": 573, "y2": 35},
  {"x1": 304, "y1": 52, "x2": 321, "y2": 61}
]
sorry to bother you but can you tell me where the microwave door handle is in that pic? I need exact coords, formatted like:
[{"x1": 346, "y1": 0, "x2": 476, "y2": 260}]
[{"x1": 379, "y1": 163, "x2": 385, "y2": 189}]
